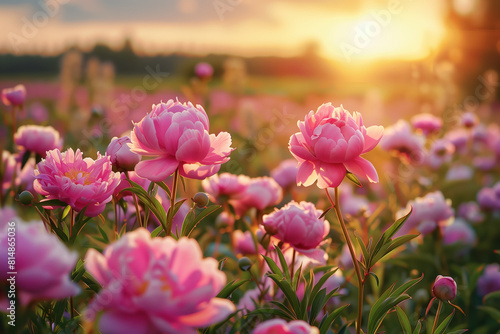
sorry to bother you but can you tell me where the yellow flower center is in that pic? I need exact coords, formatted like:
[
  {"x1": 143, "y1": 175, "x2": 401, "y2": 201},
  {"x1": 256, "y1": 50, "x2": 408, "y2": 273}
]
[{"x1": 64, "y1": 169, "x2": 93, "y2": 185}]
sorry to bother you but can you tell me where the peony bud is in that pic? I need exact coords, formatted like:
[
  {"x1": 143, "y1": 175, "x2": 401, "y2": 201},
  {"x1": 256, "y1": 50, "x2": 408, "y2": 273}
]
[
  {"x1": 106, "y1": 136, "x2": 141, "y2": 172},
  {"x1": 238, "y1": 257, "x2": 252, "y2": 271},
  {"x1": 18, "y1": 190, "x2": 34, "y2": 205},
  {"x1": 193, "y1": 192, "x2": 209, "y2": 208},
  {"x1": 1, "y1": 84, "x2": 26, "y2": 106},
  {"x1": 215, "y1": 211, "x2": 234, "y2": 228},
  {"x1": 432, "y1": 275, "x2": 457, "y2": 301}
]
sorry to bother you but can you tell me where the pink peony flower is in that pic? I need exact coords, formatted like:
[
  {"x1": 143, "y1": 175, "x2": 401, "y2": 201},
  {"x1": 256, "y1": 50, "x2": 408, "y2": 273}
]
[
  {"x1": 473, "y1": 156, "x2": 496, "y2": 171},
  {"x1": 380, "y1": 120, "x2": 425, "y2": 164},
  {"x1": 28, "y1": 102, "x2": 49, "y2": 123},
  {"x1": 477, "y1": 183, "x2": 500, "y2": 210},
  {"x1": 445, "y1": 129, "x2": 469, "y2": 153},
  {"x1": 233, "y1": 229, "x2": 265, "y2": 255},
  {"x1": 442, "y1": 218, "x2": 476, "y2": 248},
  {"x1": 129, "y1": 100, "x2": 233, "y2": 182},
  {"x1": 14, "y1": 125, "x2": 63, "y2": 157},
  {"x1": 0, "y1": 221, "x2": 80, "y2": 305},
  {"x1": 195, "y1": 62, "x2": 214, "y2": 79},
  {"x1": 84, "y1": 228, "x2": 235, "y2": 334},
  {"x1": 1, "y1": 84, "x2": 26, "y2": 106},
  {"x1": 1, "y1": 151, "x2": 18, "y2": 196},
  {"x1": 432, "y1": 275, "x2": 457, "y2": 301},
  {"x1": 262, "y1": 201, "x2": 329, "y2": 263},
  {"x1": 395, "y1": 191, "x2": 454, "y2": 236},
  {"x1": 271, "y1": 159, "x2": 299, "y2": 189},
  {"x1": 457, "y1": 202, "x2": 484, "y2": 223},
  {"x1": 477, "y1": 264, "x2": 500, "y2": 297},
  {"x1": 337, "y1": 184, "x2": 370, "y2": 217},
  {"x1": 461, "y1": 112, "x2": 478, "y2": 128},
  {"x1": 106, "y1": 136, "x2": 142, "y2": 172},
  {"x1": 445, "y1": 164, "x2": 473, "y2": 182},
  {"x1": 34, "y1": 148, "x2": 121, "y2": 217},
  {"x1": 202, "y1": 173, "x2": 250, "y2": 203},
  {"x1": 426, "y1": 139, "x2": 455, "y2": 169},
  {"x1": 0, "y1": 207, "x2": 17, "y2": 229},
  {"x1": 411, "y1": 113, "x2": 443, "y2": 135},
  {"x1": 231, "y1": 176, "x2": 283, "y2": 217},
  {"x1": 253, "y1": 319, "x2": 319, "y2": 334},
  {"x1": 289, "y1": 103, "x2": 383, "y2": 188}
]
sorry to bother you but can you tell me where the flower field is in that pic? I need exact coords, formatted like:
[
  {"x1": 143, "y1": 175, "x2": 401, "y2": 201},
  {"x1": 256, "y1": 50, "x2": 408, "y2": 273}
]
[{"x1": 1, "y1": 64, "x2": 499, "y2": 334}]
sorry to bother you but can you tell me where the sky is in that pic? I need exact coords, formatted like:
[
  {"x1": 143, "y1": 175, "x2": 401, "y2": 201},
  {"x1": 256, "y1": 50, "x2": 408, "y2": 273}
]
[{"x1": 0, "y1": 0, "x2": 448, "y2": 63}]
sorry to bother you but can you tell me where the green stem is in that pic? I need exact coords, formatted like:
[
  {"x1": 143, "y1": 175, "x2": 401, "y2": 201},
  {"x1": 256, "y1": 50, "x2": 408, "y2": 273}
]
[
  {"x1": 70, "y1": 209, "x2": 74, "y2": 238},
  {"x1": 327, "y1": 187, "x2": 364, "y2": 334},
  {"x1": 290, "y1": 248, "x2": 297, "y2": 280},
  {"x1": 113, "y1": 198, "x2": 118, "y2": 235},
  {"x1": 431, "y1": 300, "x2": 443, "y2": 334},
  {"x1": 166, "y1": 169, "x2": 179, "y2": 236}
]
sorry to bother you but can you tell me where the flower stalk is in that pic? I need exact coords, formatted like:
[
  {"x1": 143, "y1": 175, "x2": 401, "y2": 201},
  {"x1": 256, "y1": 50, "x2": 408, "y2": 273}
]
[{"x1": 327, "y1": 187, "x2": 364, "y2": 334}]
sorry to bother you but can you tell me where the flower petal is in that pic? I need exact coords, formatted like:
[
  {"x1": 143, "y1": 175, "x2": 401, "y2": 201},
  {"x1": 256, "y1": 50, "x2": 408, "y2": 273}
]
[
  {"x1": 363, "y1": 125, "x2": 384, "y2": 153},
  {"x1": 316, "y1": 163, "x2": 346, "y2": 189},
  {"x1": 180, "y1": 163, "x2": 220, "y2": 180},
  {"x1": 344, "y1": 156, "x2": 379, "y2": 183},
  {"x1": 177, "y1": 298, "x2": 236, "y2": 327},
  {"x1": 134, "y1": 156, "x2": 179, "y2": 182},
  {"x1": 296, "y1": 161, "x2": 317, "y2": 187}
]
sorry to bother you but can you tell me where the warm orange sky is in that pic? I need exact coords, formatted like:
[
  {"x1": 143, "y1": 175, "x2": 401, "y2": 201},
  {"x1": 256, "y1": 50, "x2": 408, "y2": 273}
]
[{"x1": 0, "y1": 0, "x2": 448, "y2": 63}]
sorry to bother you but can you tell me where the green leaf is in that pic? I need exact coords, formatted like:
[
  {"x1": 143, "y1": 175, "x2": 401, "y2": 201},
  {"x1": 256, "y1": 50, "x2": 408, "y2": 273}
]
[
  {"x1": 250, "y1": 308, "x2": 295, "y2": 320},
  {"x1": 97, "y1": 223, "x2": 110, "y2": 243},
  {"x1": 484, "y1": 290, "x2": 500, "y2": 303},
  {"x1": 354, "y1": 232, "x2": 369, "y2": 266},
  {"x1": 216, "y1": 279, "x2": 249, "y2": 299},
  {"x1": 478, "y1": 305, "x2": 500, "y2": 323},
  {"x1": 156, "y1": 180, "x2": 171, "y2": 198},
  {"x1": 433, "y1": 309, "x2": 455, "y2": 334},
  {"x1": 309, "y1": 288, "x2": 327, "y2": 323},
  {"x1": 262, "y1": 254, "x2": 283, "y2": 277},
  {"x1": 395, "y1": 306, "x2": 411, "y2": 334},
  {"x1": 367, "y1": 275, "x2": 422, "y2": 334},
  {"x1": 121, "y1": 180, "x2": 167, "y2": 227},
  {"x1": 151, "y1": 225, "x2": 164, "y2": 238},
  {"x1": 319, "y1": 305, "x2": 350, "y2": 334},
  {"x1": 20, "y1": 150, "x2": 32, "y2": 169},
  {"x1": 275, "y1": 245, "x2": 291, "y2": 282},
  {"x1": 369, "y1": 209, "x2": 413, "y2": 267},
  {"x1": 270, "y1": 301, "x2": 297, "y2": 319},
  {"x1": 385, "y1": 208, "x2": 413, "y2": 239},
  {"x1": 309, "y1": 269, "x2": 338, "y2": 309},
  {"x1": 292, "y1": 263, "x2": 303, "y2": 291},
  {"x1": 167, "y1": 198, "x2": 187, "y2": 226},
  {"x1": 181, "y1": 204, "x2": 221, "y2": 237},
  {"x1": 446, "y1": 330, "x2": 469, "y2": 334},
  {"x1": 267, "y1": 274, "x2": 301, "y2": 318},
  {"x1": 368, "y1": 294, "x2": 411, "y2": 334},
  {"x1": 69, "y1": 206, "x2": 92, "y2": 244},
  {"x1": 346, "y1": 171, "x2": 362, "y2": 187},
  {"x1": 412, "y1": 320, "x2": 422, "y2": 334},
  {"x1": 32, "y1": 198, "x2": 69, "y2": 208},
  {"x1": 62, "y1": 205, "x2": 71, "y2": 219},
  {"x1": 369, "y1": 272, "x2": 380, "y2": 287}
]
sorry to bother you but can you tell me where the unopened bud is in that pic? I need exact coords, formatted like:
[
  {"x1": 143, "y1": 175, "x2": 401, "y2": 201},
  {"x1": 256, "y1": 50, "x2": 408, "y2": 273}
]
[
  {"x1": 238, "y1": 257, "x2": 252, "y2": 271},
  {"x1": 193, "y1": 192, "x2": 209, "y2": 208},
  {"x1": 18, "y1": 190, "x2": 34, "y2": 205},
  {"x1": 432, "y1": 275, "x2": 457, "y2": 301}
]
